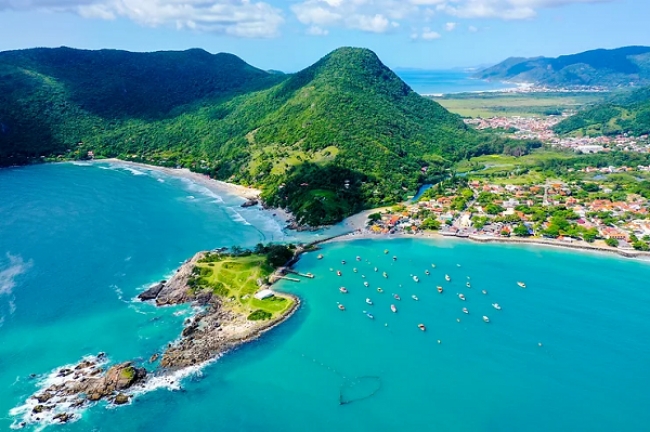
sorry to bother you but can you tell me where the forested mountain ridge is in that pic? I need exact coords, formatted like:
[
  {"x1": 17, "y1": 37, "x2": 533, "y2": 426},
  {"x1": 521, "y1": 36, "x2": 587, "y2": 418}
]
[
  {"x1": 475, "y1": 46, "x2": 650, "y2": 88},
  {"x1": 0, "y1": 46, "x2": 535, "y2": 225},
  {"x1": 554, "y1": 86, "x2": 650, "y2": 137}
]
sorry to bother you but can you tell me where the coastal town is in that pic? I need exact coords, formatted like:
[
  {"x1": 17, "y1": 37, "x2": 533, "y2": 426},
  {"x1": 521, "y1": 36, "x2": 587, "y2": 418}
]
[
  {"x1": 364, "y1": 177, "x2": 650, "y2": 253},
  {"x1": 465, "y1": 116, "x2": 650, "y2": 153}
]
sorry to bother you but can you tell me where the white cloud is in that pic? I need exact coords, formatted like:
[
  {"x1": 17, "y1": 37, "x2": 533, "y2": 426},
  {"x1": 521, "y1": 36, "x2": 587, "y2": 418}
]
[
  {"x1": 411, "y1": 26, "x2": 441, "y2": 40},
  {"x1": 444, "y1": 21, "x2": 456, "y2": 31},
  {"x1": 306, "y1": 25, "x2": 329, "y2": 35},
  {"x1": 0, "y1": 0, "x2": 285, "y2": 38},
  {"x1": 468, "y1": 25, "x2": 478, "y2": 32},
  {"x1": 439, "y1": 0, "x2": 613, "y2": 20}
]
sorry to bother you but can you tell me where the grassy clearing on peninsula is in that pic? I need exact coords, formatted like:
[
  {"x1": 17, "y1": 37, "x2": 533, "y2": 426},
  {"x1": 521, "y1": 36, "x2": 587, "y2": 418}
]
[{"x1": 190, "y1": 253, "x2": 294, "y2": 320}]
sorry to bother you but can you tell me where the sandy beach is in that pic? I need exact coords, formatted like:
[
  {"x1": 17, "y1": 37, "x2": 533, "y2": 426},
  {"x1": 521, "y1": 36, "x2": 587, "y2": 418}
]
[
  {"x1": 322, "y1": 229, "x2": 650, "y2": 261},
  {"x1": 94, "y1": 159, "x2": 296, "y2": 224}
]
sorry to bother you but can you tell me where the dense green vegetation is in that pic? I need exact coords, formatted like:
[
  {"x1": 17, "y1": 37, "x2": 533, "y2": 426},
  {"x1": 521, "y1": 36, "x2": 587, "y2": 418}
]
[
  {"x1": 554, "y1": 87, "x2": 650, "y2": 136},
  {"x1": 0, "y1": 46, "x2": 535, "y2": 225},
  {"x1": 475, "y1": 46, "x2": 650, "y2": 88}
]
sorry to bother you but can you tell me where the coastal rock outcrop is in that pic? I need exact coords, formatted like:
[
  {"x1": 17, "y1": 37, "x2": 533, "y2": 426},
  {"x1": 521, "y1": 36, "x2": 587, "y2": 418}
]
[
  {"x1": 240, "y1": 198, "x2": 259, "y2": 208},
  {"x1": 138, "y1": 281, "x2": 165, "y2": 301}
]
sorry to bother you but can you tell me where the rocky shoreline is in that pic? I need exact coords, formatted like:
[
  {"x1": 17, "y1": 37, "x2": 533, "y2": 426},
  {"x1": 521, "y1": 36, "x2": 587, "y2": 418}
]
[{"x1": 14, "y1": 250, "x2": 301, "y2": 428}]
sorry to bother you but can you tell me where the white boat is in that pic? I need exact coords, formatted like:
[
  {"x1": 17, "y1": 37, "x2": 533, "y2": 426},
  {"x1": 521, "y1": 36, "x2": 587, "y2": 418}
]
[
  {"x1": 377, "y1": 287, "x2": 384, "y2": 293},
  {"x1": 393, "y1": 294, "x2": 401, "y2": 301},
  {"x1": 317, "y1": 254, "x2": 324, "y2": 260},
  {"x1": 383, "y1": 272, "x2": 388, "y2": 278},
  {"x1": 356, "y1": 256, "x2": 361, "y2": 261},
  {"x1": 462, "y1": 307, "x2": 469, "y2": 314},
  {"x1": 339, "y1": 287, "x2": 348, "y2": 294},
  {"x1": 337, "y1": 303, "x2": 345, "y2": 311},
  {"x1": 445, "y1": 274, "x2": 451, "y2": 282},
  {"x1": 366, "y1": 313, "x2": 374, "y2": 319},
  {"x1": 364, "y1": 281, "x2": 369, "y2": 287},
  {"x1": 492, "y1": 303, "x2": 501, "y2": 310},
  {"x1": 374, "y1": 267, "x2": 378, "y2": 272},
  {"x1": 341, "y1": 260, "x2": 346, "y2": 265},
  {"x1": 458, "y1": 294, "x2": 465, "y2": 301},
  {"x1": 517, "y1": 281, "x2": 527, "y2": 288},
  {"x1": 393, "y1": 256, "x2": 397, "y2": 261},
  {"x1": 390, "y1": 304, "x2": 397, "y2": 313},
  {"x1": 366, "y1": 298, "x2": 373, "y2": 305},
  {"x1": 483, "y1": 316, "x2": 490, "y2": 323},
  {"x1": 418, "y1": 324, "x2": 426, "y2": 331},
  {"x1": 425, "y1": 270, "x2": 430, "y2": 275},
  {"x1": 466, "y1": 282, "x2": 471, "y2": 288},
  {"x1": 482, "y1": 290, "x2": 487, "y2": 295},
  {"x1": 411, "y1": 295, "x2": 419, "y2": 301},
  {"x1": 431, "y1": 264, "x2": 436, "y2": 268},
  {"x1": 413, "y1": 276, "x2": 419, "y2": 283},
  {"x1": 353, "y1": 268, "x2": 358, "y2": 273},
  {"x1": 337, "y1": 270, "x2": 342, "y2": 276}
]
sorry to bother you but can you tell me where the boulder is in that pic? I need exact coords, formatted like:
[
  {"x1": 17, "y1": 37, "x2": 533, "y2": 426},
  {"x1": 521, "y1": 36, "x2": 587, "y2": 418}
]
[
  {"x1": 138, "y1": 281, "x2": 165, "y2": 301},
  {"x1": 114, "y1": 393, "x2": 130, "y2": 405},
  {"x1": 241, "y1": 199, "x2": 259, "y2": 208}
]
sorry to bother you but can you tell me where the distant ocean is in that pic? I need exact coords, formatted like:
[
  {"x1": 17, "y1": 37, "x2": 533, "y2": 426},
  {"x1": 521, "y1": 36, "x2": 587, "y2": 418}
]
[
  {"x1": 2, "y1": 162, "x2": 650, "y2": 431},
  {"x1": 396, "y1": 69, "x2": 513, "y2": 95}
]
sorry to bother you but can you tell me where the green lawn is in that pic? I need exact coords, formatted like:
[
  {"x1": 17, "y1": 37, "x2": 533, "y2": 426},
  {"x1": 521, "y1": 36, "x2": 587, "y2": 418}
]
[
  {"x1": 432, "y1": 92, "x2": 606, "y2": 118},
  {"x1": 193, "y1": 254, "x2": 294, "y2": 319}
]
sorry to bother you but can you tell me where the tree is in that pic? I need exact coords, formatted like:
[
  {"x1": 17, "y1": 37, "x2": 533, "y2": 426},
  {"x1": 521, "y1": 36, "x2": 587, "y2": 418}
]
[
  {"x1": 632, "y1": 240, "x2": 650, "y2": 251},
  {"x1": 582, "y1": 228, "x2": 599, "y2": 243},
  {"x1": 605, "y1": 238, "x2": 619, "y2": 247},
  {"x1": 421, "y1": 218, "x2": 441, "y2": 231},
  {"x1": 485, "y1": 203, "x2": 505, "y2": 215},
  {"x1": 513, "y1": 224, "x2": 530, "y2": 237},
  {"x1": 368, "y1": 212, "x2": 382, "y2": 223},
  {"x1": 500, "y1": 229, "x2": 511, "y2": 237}
]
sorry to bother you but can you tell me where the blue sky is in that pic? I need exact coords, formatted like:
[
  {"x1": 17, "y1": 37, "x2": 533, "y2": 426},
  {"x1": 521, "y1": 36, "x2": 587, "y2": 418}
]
[{"x1": 0, "y1": 0, "x2": 647, "y2": 71}]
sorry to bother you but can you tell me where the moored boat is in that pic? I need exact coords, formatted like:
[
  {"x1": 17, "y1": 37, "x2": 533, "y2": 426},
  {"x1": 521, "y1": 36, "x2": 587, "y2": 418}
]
[
  {"x1": 391, "y1": 304, "x2": 397, "y2": 313},
  {"x1": 483, "y1": 316, "x2": 490, "y2": 323},
  {"x1": 431, "y1": 264, "x2": 436, "y2": 268},
  {"x1": 341, "y1": 260, "x2": 346, "y2": 265},
  {"x1": 458, "y1": 293, "x2": 465, "y2": 301},
  {"x1": 364, "y1": 281, "x2": 369, "y2": 287},
  {"x1": 466, "y1": 282, "x2": 471, "y2": 288},
  {"x1": 393, "y1": 256, "x2": 397, "y2": 261},
  {"x1": 374, "y1": 267, "x2": 378, "y2": 272},
  {"x1": 462, "y1": 307, "x2": 468, "y2": 314},
  {"x1": 337, "y1": 270, "x2": 342, "y2": 276},
  {"x1": 445, "y1": 274, "x2": 451, "y2": 282},
  {"x1": 413, "y1": 276, "x2": 419, "y2": 283},
  {"x1": 356, "y1": 256, "x2": 361, "y2": 261},
  {"x1": 492, "y1": 303, "x2": 501, "y2": 310},
  {"x1": 382, "y1": 272, "x2": 388, "y2": 278},
  {"x1": 411, "y1": 295, "x2": 419, "y2": 301},
  {"x1": 437, "y1": 286, "x2": 443, "y2": 293},
  {"x1": 482, "y1": 290, "x2": 487, "y2": 295},
  {"x1": 393, "y1": 294, "x2": 401, "y2": 301},
  {"x1": 418, "y1": 324, "x2": 426, "y2": 331},
  {"x1": 425, "y1": 270, "x2": 430, "y2": 276},
  {"x1": 339, "y1": 287, "x2": 348, "y2": 293},
  {"x1": 384, "y1": 249, "x2": 389, "y2": 254},
  {"x1": 517, "y1": 281, "x2": 527, "y2": 288},
  {"x1": 338, "y1": 303, "x2": 345, "y2": 311},
  {"x1": 306, "y1": 272, "x2": 314, "y2": 278},
  {"x1": 317, "y1": 254, "x2": 324, "y2": 260},
  {"x1": 366, "y1": 312, "x2": 374, "y2": 319},
  {"x1": 366, "y1": 298, "x2": 373, "y2": 305},
  {"x1": 377, "y1": 287, "x2": 384, "y2": 293},
  {"x1": 353, "y1": 268, "x2": 358, "y2": 273}
]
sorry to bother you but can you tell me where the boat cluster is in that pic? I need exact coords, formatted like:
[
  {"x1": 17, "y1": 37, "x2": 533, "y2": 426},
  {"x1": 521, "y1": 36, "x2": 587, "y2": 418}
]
[{"x1": 325, "y1": 251, "x2": 524, "y2": 332}]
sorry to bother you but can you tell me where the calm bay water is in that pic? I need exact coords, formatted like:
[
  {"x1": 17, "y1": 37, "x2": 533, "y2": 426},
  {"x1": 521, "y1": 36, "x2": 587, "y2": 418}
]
[
  {"x1": 395, "y1": 69, "x2": 512, "y2": 95},
  {"x1": 1, "y1": 163, "x2": 649, "y2": 431}
]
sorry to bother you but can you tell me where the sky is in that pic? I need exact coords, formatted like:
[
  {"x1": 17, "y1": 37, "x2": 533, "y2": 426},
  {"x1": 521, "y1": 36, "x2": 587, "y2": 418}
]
[{"x1": 0, "y1": 0, "x2": 648, "y2": 71}]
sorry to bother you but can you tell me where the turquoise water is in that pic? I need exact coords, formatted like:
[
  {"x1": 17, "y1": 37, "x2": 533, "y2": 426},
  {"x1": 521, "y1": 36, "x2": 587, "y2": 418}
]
[
  {"x1": 395, "y1": 70, "x2": 512, "y2": 95},
  {"x1": 2, "y1": 163, "x2": 650, "y2": 431}
]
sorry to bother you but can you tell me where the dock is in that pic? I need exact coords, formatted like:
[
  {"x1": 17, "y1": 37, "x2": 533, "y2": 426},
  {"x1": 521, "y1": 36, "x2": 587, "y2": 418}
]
[{"x1": 286, "y1": 270, "x2": 315, "y2": 279}]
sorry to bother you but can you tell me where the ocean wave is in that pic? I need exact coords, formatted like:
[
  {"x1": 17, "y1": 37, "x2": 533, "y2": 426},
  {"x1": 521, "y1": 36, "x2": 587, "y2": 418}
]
[
  {"x1": 97, "y1": 163, "x2": 148, "y2": 177},
  {"x1": 131, "y1": 358, "x2": 216, "y2": 395},
  {"x1": 0, "y1": 254, "x2": 33, "y2": 297},
  {"x1": 227, "y1": 208, "x2": 252, "y2": 226},
  {"x1": 179, "y1": 178, "x2": 224, "y2": 203},
  {"x1": 70, "y1": 162, "x2": 92, "y2": 167},
  {"x1": 9, "y1": 354, "x2": 109, "y2": 430}
]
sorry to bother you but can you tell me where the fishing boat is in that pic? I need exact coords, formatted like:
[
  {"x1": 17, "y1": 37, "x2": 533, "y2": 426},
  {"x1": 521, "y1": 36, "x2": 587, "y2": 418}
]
[
  {"x1": 364, "y1": 281, "x2": 369, "y2": 287},
  {"x1": 366, "y1": 313, "x2": 374, "y2": 319},
  {"x1": 458, "y1": 293, "x2": 465, "y2": 301},
  {"x1": 356, "y1": 256, "x2": 361, "y2": 261},
  {"x1": 492, "y1": 303, "x2": 501, "y2": 310},
  {"x1": 353, "y1": 268, "x2": 358, "y2": 273},
  {"x1": 339, "y1": 287, "x2": 348, "y2": 294},
  {"x1": 393, "y1": 294, "x2": 401, "y2": 301},
  {"x1": 413, "y1": 276, "x2": 419, "y2": 283},
  {"x1": 306, "y1": 273, "x2": 314, "y2": 278},
  {"x1": 411, "y1": 295, "x2": 419, "y2": 301},
  {"x1": 466, "y1": 282, "x2": 471, "y2": 288},
  {"x1": 341, "y1": 260, "x2": 346, "y2": 265},
  {"x1": 425, "y1": 270, "x2": 430, "y2": 276},
  {"x1": 384, "y1": 249, "x2": 389, "y2": 254},
  {"x1": 462, "y1": 307, "x2": 468, "y2": 314},
  {"x1": 418, "y1": 324, "x2": 426, "y2": 331},
  {"x1": 390, "y1": 304, "x2": 397, "y2": 313},
  {"x1": 366, "y1": 298, "x2": 373, "y2": 305},
  {"x1": 317, "y1": 254, "x2": 324, "y2": 260},
  {"x1": 338, "y1": 303, "x2": 345, "y2": 311},
  {"x1": 374, "y1": 267, "x2": 378, "y2": 272},
  {"x1": 382, "y1": 272, "x2": 388, "y2": 278},
  {"x1": 482, "y1": 290, "x2": 487, "y2": 295},
  {"x1": 336, "y1": 270, "x2": 342, "y2": 276},
  {"x1": 393, "y1": 256, "x2": 397, "y2": 261},
  {"x1": 431, "y1": 264, "x2": 436, "y2": 268},
  {"x1": 517, "y1": 281, "x2": 527, "y2": 288},
  {"x1": 483, "y1": 316, "x2": 490, "y2": 323},
  {"x1": 437, "y1": 286, "x2": 443, "y2": 293},
  {"x1": 377, "y1": 287, "x2": 383, "y2": 293},
  {"x1": 445, "y1": 274, "x2": 451, "y2": 282}
]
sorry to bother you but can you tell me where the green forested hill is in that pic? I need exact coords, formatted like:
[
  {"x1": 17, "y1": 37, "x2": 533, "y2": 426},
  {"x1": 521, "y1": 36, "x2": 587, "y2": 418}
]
[
  {"x1": 0, "y1": 46, "x2": 533, "y2": 225},
  {"x1": 475, "y1": 46, "x2": 650, "y2": 88},
  {"x1": 554, "y1": 87, "x2": 650, "y2": 136}
]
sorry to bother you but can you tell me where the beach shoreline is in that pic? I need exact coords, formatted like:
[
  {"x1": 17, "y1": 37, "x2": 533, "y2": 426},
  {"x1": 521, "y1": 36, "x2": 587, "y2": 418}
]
[{"x1": 322, "y1": 230, "x2": 650, "y2": 261}]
